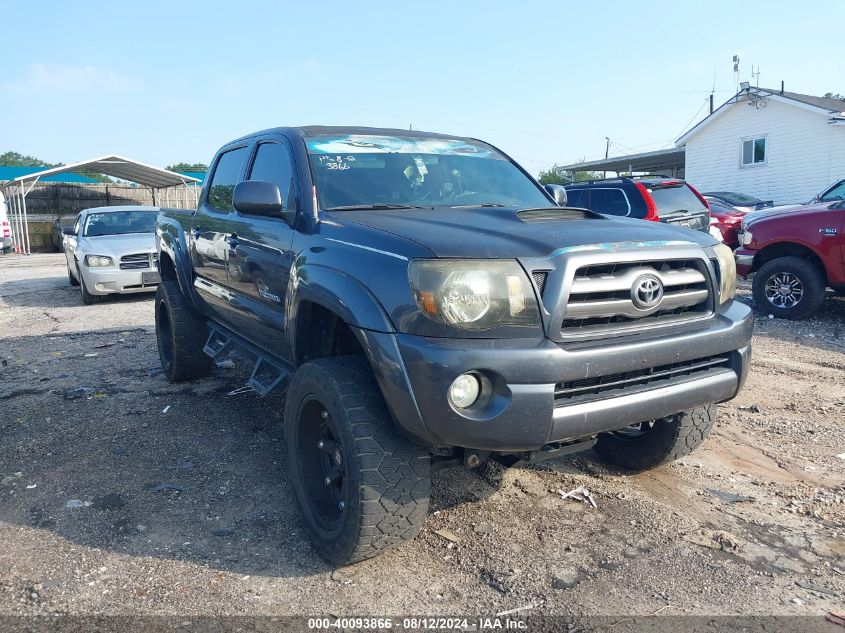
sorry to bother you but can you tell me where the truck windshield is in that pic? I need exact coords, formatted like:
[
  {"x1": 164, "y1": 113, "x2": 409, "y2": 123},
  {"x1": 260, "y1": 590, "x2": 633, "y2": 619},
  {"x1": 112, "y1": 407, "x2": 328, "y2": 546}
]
[
  {"x1": 83, "y1": 211, "x2": 157, "y2": 236},
  {"x1": 306, "y1": 134, "x2": 550, "y2": 210}
]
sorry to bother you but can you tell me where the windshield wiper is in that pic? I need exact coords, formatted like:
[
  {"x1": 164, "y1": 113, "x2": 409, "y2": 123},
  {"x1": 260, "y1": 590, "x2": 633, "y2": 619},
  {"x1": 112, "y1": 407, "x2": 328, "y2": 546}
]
[
  {"x1": 324, "y1": 204, "x2": 424, "y2": 211},
  {"x1": 450, "y1": 203, "x2": 507, "y2": 208}
]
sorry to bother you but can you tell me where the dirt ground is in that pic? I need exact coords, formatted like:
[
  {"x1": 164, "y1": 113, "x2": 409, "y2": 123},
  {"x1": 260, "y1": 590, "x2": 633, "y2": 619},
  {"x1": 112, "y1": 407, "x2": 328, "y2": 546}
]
[{"x1": 1, "y1": 253, "x2": 843, "y2": 621}]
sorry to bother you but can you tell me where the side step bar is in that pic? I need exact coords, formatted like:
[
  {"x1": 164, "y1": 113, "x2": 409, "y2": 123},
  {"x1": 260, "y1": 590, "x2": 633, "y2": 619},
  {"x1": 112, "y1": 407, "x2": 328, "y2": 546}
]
[{"x1": 203, "y1": 322, "x2": 292, "y2": 397}]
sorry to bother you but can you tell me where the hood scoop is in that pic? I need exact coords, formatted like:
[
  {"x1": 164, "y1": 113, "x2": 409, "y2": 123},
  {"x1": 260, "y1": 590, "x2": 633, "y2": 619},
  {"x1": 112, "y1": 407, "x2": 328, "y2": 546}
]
[{"x1": 516, "y1": 207, "x2": 589, "y2": 223}]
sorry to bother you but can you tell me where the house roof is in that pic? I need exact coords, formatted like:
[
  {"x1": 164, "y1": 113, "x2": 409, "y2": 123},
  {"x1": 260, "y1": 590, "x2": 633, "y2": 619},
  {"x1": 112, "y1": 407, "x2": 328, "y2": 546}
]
[
  {"x1": 676, "y1": 87, "x2": 845, "y2": 146},
  {"x1": 0, "y1": 154, "x2": 201, "y2": 189},
  {"x1": 777, "y1": 89, "x2": 845, "y2": 113},
  {"x1": 0, "y1": 165, "x2": 99, "y2": 184}
]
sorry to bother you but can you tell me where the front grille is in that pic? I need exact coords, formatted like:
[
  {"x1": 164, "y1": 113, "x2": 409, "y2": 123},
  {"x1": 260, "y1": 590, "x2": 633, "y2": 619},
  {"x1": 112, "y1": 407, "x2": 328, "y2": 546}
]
[
  {"x1": 517, "y1": 208, "x2": 588, "y2": 222},
  {"x1": 561, "y1": 259, "x2": 712, "y2": 338},
  {"x1": 120, "y1": 253, "x2": 157, "y2": 270},
  {"x1": 554, "y1": 354, "x2": 730, "y2": 405},
  {"x1": 532, "y1": 270, "x2": 549, "y2": 296}
]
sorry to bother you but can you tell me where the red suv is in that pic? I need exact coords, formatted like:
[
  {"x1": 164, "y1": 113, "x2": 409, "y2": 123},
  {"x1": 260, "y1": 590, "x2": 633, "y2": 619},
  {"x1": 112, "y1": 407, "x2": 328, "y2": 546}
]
[{"x1": 735, "y1": 200, "x2": 845, "y2": 319}]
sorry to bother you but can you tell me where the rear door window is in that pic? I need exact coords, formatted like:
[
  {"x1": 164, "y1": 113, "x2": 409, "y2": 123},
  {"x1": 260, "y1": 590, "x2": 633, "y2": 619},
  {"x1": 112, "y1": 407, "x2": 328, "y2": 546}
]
[
  {"x1": 648, "y1": 183, "x2": 708, "y2": 214},
  {"x1": 207, "y1": 147, "x2": 248, "y2": 212},
  {"x1": 587, "y1": 188, "x2": 631, "y2": 217},
  {"x1": 565, "y1": 188, "x2": 589, "y2": 209}
]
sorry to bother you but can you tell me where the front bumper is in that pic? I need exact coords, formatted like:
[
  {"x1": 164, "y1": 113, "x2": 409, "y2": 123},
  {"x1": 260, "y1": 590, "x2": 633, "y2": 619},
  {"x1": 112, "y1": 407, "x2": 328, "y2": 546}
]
[
  {"x1": 80, "y1": 266, "x2": 160, "y2": 295},
  {"x1": 734, "y1": 248, "x2": 756, "y2": 277},
  {"x1": 360, "y1": 300, "x2": 753, "y2": 452}
]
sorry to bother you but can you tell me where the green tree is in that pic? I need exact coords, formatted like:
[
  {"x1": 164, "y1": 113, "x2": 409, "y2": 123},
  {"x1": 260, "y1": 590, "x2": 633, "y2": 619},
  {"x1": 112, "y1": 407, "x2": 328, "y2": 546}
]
[
  {"x1": 538, "y1": 162, "x2": 602, "y2": 185},
  {"x1": 166, "y1": 162, "x2": 208, "y2": 172},
  {"x1": 823, "y1": 92, "x2": 845, "y2": 101},
  {"x1": 0, "y1": 151, "x2": 59, "y2": 168},
  {"x1": 0, "y1": 151, "x2": 111, "y2": 182}
]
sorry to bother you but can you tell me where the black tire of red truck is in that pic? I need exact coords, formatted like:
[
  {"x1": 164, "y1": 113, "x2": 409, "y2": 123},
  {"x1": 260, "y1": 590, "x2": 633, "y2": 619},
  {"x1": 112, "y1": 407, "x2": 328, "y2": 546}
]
[
  {"x1": 155, "y1": 280, "x2": 213, "y2": 382},
  {"x1": 284, "y1": 355, "x2": 431, "y2": 565},
  {"x1": 752, "y1": 256, "x2": 826, "y2": 320},
  {"x1": 595, "y1": 404, "x2": 717, "y2": 471}
]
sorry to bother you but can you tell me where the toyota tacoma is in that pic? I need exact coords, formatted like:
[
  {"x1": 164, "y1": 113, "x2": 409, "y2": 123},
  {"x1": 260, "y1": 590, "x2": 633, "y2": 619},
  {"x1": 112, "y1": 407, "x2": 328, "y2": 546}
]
[{"x1": 155, "y1": 126, "x2": 752, "y2": 564}]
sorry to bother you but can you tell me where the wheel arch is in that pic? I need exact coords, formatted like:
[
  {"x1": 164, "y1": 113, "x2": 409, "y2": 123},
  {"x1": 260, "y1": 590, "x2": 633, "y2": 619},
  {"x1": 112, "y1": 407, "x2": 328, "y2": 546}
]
[
  {"x1": 156, "y1": 213, "x2": 198, "y2": 304},
  {"x1": 751, "y1": 241, "x2": 828, "y2": 283},
  {"x1": 288, "y1": 263, "x2": 395, "y2": 368}
]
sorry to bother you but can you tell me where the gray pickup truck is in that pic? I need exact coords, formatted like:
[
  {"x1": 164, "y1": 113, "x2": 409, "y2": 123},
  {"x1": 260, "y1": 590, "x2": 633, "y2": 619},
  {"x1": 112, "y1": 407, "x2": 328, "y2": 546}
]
[{"x1": 155, "y1": 126, "x2": 752, "y2": 564}]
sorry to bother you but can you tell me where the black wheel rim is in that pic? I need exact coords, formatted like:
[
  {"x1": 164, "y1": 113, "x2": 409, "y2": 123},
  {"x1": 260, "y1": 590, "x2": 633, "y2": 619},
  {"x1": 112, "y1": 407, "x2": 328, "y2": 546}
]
[
  {"x1": 296, "y1": 397, "x2": 348, "y2": 532},
  {"x1": 764, "y1": 272, "x2": 803, "y2": 308},
  {"x1": 157, "y1": 301, "x2": 173, "y2": 366}
]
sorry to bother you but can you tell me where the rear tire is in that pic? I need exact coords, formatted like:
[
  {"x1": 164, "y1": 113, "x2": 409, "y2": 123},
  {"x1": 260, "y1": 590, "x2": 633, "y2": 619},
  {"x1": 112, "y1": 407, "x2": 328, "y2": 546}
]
[
  {"x1": 595, "y1": 404, "x2": 717, "y2": 471},
  {"x1": 155, "y1": 280, "x2": 213, "y2": 382},
  {"x1": 752, "y1": 256, "x2": 825, "y2": 320},
  {"x1": 285, "y1": 355, "x2": 431, "y2": 565}
]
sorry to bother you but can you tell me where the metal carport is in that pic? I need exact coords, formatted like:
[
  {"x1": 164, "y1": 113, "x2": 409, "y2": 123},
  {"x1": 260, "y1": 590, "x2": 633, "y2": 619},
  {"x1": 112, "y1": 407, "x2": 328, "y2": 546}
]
[
  {"x1": 556, "y1": 147, "x2": 687, "y2": 179},
  {"x1": 0, "y1": 155, "x2": 201, "y2": 254}
]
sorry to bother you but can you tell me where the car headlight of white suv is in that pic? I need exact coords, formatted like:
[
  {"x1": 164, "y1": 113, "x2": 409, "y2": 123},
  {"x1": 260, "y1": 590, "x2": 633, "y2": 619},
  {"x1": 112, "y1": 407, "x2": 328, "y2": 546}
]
[{"x1": 85, "y1": 255, "x2": 114, "y2": 267}]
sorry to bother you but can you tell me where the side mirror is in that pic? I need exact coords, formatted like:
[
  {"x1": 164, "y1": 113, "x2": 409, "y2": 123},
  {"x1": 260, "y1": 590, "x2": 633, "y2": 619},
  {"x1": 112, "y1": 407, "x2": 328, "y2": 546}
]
[
  {"x1": 233, "y1": 180, "x2": 293, "y2": 222},
  {"x1": 544, "y1": 184, "x2": 568, "y2": 206},
  {"x1": 62, "y1": 227, "x2": 75, "y2": 236}
]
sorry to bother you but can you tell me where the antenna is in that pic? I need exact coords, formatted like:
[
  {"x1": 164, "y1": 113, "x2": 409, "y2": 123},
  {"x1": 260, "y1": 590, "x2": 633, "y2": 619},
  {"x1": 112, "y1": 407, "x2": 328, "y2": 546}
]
[
  {"x1": 751, "y1": 65, "x2": 761, "y2": 88},
  {"x1": 732, "y1": 54, "x2": 740, "y2": 96}
]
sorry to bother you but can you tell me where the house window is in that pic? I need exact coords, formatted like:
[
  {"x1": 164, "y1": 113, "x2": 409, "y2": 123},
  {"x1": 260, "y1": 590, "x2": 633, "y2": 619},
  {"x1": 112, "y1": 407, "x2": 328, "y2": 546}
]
[{"x1": 741, "y1": 137, "x2": 766, "y2": 166}]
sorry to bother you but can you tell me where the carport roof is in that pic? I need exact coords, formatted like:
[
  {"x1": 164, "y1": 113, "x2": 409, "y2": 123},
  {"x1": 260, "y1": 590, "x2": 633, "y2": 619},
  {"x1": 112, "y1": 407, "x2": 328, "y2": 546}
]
[
  {"x1": 0, "y1": 155, "x2": 201, "y2": 189},
  {"x1": 556, "y1": 147, "x2": 686, "y2": 174}
]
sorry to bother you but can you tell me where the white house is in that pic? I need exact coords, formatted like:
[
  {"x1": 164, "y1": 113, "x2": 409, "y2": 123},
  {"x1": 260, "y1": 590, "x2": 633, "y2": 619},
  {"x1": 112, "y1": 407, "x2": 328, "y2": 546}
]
[{"x1": 677, "y1": 87, "x2": 845, "y2": 205}]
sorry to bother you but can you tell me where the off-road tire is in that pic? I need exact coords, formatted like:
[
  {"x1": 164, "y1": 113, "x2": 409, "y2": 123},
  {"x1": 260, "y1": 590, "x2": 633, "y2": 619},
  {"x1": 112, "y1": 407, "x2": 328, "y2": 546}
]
[
  {"x1": 78, "y1": 265, "x2": 101, "y2": 305},
  {"x1": 752, "y1": 256, "x2": 826, "y2": 320},
  {"x1": 68, "y1": 264, "x2": 80, "y2": 286},
  {"x1": 285, "y1": 355, "x2": 431, "y2": 565},
  {"x1": 155, "y1": 280, "x2": 213, "y2": 382},
  {"x1": 595, "y1": 404, "x2": 717, "y2": 471}
]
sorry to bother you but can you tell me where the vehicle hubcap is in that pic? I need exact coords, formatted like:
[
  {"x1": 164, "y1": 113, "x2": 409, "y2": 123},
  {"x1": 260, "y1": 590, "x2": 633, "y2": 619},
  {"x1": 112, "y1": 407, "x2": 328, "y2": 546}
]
[
  {"x1": 297, "y1": 399, "x2": 348, "y2": 530},
  {"x1": 764, "y1": 272, "x2": 803, "y2": 308}
]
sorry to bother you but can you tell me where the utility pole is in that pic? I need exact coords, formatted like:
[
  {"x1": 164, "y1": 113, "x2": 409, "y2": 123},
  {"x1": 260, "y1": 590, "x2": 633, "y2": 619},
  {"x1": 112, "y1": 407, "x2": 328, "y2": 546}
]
[{"x1": 603, "y1": 137, "x2": 610, "y2": 179}]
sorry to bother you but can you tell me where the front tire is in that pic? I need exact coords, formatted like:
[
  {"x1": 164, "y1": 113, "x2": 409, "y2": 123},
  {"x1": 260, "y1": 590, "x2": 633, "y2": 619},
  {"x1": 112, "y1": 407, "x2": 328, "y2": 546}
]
[
  {"x1": 752, "y1": 256, "x2": 825, "y2": 320},
  {"x1": 78, "y1": 266, "x2": 101, "y2": 305},
  {"x1": 595, "y1": 404, "x2": 717, "y2": 471},
  {"x1": 155, "y1": 280, "x2": 213, "y2": 382},
  {"x1": 285, "y1": 355, "x2": 431, "y2": 565},
  {"x1": 68, "y1": 264, "x2": 80, "y2": 286}
]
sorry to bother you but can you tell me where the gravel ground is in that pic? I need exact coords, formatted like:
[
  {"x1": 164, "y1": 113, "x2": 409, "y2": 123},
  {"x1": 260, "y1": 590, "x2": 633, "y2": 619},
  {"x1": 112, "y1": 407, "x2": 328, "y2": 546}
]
[{"x1": 1, "y1": 253, "x2": 843, "y2": 621}]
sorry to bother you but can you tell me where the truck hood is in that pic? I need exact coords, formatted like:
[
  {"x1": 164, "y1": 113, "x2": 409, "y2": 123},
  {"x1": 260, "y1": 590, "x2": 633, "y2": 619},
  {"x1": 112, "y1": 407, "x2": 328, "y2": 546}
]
[
  {"x1": 330, "y1": 206, "x2": 717, "y2": 258},
  {"x1": 745, "y1": 201, "x2": 839, "y2": 227}
]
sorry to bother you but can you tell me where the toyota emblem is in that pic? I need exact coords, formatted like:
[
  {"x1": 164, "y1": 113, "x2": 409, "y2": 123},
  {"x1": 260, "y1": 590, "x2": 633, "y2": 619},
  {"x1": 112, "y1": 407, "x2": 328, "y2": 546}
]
[{"x1": 631, "y1": 274, "x2": 664, "y2": 310}]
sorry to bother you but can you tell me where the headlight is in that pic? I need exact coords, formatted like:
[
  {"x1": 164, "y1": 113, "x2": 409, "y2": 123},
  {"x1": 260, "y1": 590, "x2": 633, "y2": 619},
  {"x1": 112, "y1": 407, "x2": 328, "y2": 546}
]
[
  {"x1": 713, "y1": 243, "x2": 736, "y2": 305},
  {"x1": 408, "y1": 259, "x2": 540, "y2": 329},
  {"x1": 85, "y1": 255, "x2": 114, "y2": 267},
  {"x1": 741, "y1": 229, "x2": 754, "y2": 246}
]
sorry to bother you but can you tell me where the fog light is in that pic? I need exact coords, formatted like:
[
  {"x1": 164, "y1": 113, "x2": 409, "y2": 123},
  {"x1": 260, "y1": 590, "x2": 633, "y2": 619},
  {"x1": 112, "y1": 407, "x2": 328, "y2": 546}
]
[
  {"x1": 95, "y1": 283, "x2": 105, "y2": 291},
  {"x1": 448, "y1": 373, "x2": 481, "y2": 409}
]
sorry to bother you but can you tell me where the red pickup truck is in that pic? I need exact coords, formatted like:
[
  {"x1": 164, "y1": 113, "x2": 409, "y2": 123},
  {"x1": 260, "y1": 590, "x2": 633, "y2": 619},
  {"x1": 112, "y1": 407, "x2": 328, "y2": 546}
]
[{"x1": 735, "y1": 199, "x2": 845, "y2": 319}]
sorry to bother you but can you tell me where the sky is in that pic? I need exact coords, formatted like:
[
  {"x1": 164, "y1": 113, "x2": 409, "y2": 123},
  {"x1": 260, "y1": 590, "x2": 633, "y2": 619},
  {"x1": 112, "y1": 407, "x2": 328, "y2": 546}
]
[{"x1": 1, "y1": 0, "x2": 843, "y2": 175}]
